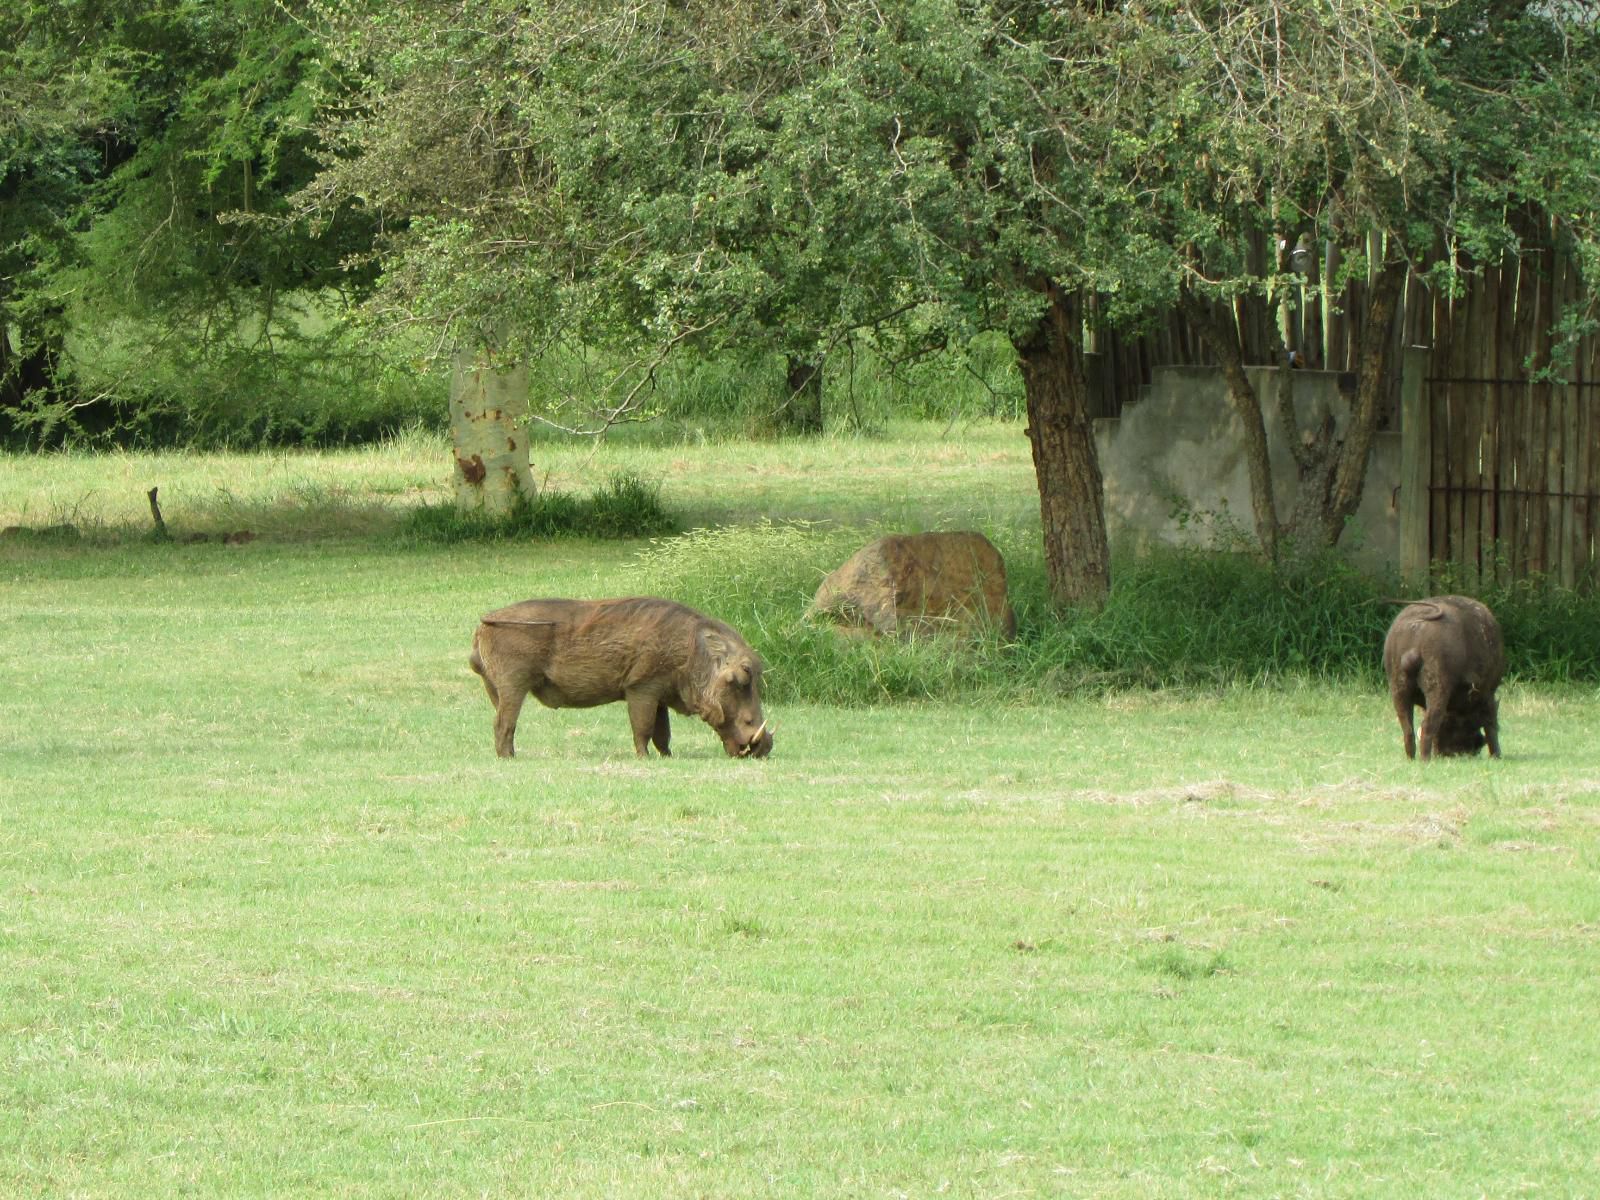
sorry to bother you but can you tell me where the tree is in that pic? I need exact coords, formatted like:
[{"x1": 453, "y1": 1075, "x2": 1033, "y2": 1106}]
[
  {"x1": 303, "y1": 3, "x2": 697, "y2": 508},
  {"x1": 0, "y1": 2, "x2": 129, "y2": 431},
  {"x1": 300, "y1": 0, "x2": 1600, "y2": 597},
  {"x1": 733, "y1": 3, "x2": 1138, "y2": 607},
  {"x1": 1076, "y1": 0, "x2": 1600, "y2": 558},
  {"x1": 1046, "y1": 0, "x2": 1443, "y2": 559},
  {"x1": 2, "y1": 0, "x2": 375, "y2": 446},
  {"x1": 302, "y1": 0, "x2": 941, "y2": 504}
]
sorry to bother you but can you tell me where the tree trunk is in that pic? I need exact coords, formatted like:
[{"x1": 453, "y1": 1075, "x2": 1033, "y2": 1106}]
[
  {"x1": 1273, "y1": 284, "x2": 1340, "y2": 557},
  {"x1": 0, "y1": 282, "x2": 68, "y2": 444},
  {"x1": 1180, "y1": 288, "x2": 1281, "y2": 560},
  {"x1": 778, "y1": 355, "x2": 824, "y2": 435},
  {"x1": 1180, "y1": 255, "x2": 1408, "y2": 558},
  {"x1": 1321, "y1": 257, "x2": 1408, "y2": 544},
  {"x1": 448, "y1": 345, "x2": 535, "y2": 514},
  {"x1": 1015, "y1": 282, "x2": 1110, "y2": 609}
]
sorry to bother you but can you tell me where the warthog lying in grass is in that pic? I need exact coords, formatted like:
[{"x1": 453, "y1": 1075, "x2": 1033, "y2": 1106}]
[
  {"x1": 1382, "y1": 595, "x2": 1504, "y2": 760},
  {"x1": 469, "y1": 596, "x2": 773, "y2": 760}
]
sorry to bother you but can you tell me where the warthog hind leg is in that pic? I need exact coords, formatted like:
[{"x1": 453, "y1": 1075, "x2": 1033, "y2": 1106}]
[
  {"x1": 1391, "y1": 649, "x2": 1422, "y2": 760},
  {"x1": 493, "y1": 690, "x2": 527, "y2": 758}
]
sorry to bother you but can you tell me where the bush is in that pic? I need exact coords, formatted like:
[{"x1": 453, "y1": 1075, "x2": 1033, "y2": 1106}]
[
  {"x1": 400, "y1": 473, "x2": 674, "y2": 544},
  {"x1": 1015, "y1": 547, "x2": 1397, "y2": 689},
  {"x1": 20, "y1": 301, "x2": 450, "y2": 451},
  {"x1": 633, "y1": 525, "x2": 1600, "y2": 704}
]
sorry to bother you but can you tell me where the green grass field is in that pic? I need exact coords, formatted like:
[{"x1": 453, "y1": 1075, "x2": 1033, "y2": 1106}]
[
  {"x1": 4, "y1": 425, "x2": 1600, "y2": 1196},
  {"x1": 0, "y1": 420, "x2": 1039, "y2": 540}
]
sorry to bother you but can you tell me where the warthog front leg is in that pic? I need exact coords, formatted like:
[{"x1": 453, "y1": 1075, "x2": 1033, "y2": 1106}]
[{"x1": 626, "y1": 691, "x2": 666, "y2": 757}]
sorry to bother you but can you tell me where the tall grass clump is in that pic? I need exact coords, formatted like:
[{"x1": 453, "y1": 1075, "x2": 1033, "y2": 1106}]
[
  {"x1": 634, "y1": 519, "x2": 855, "y2": 622},
  {"x1": 635, "y1": 520, "x2": 1019, "y2": 705},
  {"x1": 1013, "y1": 547, "x2": 1397, "y2": 689},
  {"x1": 636, "y1": 521, "x2": 1401, "y2": 700},
  {"x1": 635, "y1": 520, "x2": 1600, "y2": 703},
  {"x1": 400, "y1": 471, "x2": 674, "y2": 544},
  {"x1": 1006, "y1": 547, "x2": 1600, "y2": 691}
]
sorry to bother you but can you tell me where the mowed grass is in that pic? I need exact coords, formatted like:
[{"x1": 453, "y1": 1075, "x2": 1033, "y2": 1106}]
[{"x1": 4, "y1": 431, "x2": 1600, "y2": 1196}]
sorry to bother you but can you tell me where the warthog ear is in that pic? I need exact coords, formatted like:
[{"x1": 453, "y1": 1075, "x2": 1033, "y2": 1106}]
[
  {"x1": 699, "y1": 628, "x2": 733, "y2": 661},
  {"x1": 695, "y1": 629, "x2": 750, "y2": 726}
]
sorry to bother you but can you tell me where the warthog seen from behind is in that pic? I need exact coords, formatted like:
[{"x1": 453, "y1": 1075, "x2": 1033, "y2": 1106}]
[
  {"x1": 469, "y1": 597, "x2": 773, "y2": 759},
  {"x1": 1382, "y1": 595, "x2": 1504, "y2": 760}
]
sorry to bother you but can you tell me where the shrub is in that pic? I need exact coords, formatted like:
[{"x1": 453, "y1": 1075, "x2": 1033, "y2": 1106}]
[
  {"x1": 400, "y1": 472, "x2": 674, "y2": 544},
  {"x1": 634, "y1": 520, "x2": 1014, "y2": 705},
  {"x1": 634, "y1": 524, "x2": 1600, "y2": 703},
  {"x1": 1015, "y1": 547, "x2": 1397, "y2": 689},
  {"x1": 24, "y1": 304, "x2": 450, "y2": 451}
]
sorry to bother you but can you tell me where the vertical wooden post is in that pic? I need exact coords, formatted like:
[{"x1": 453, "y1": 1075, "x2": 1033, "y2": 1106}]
[{"x1": 1399, "y1": 345, "x2": 1431, "y2": 587}]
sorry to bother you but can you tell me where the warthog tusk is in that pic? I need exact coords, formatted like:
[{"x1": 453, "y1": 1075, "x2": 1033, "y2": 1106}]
[{"x1": 738, "y1": 720, "x2": 772, "y2": 757}]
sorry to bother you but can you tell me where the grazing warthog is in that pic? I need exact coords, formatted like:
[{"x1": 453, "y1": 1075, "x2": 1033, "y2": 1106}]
[
  {"x1": 469, "y1": 597, "x2": 773, "y2": 760},
  {"x1": 1382, "y1": 595, "x2": 1504, "y2": 760}
]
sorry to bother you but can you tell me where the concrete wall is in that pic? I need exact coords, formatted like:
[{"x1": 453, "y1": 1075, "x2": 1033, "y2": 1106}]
[{"x1": 1092, "y1": 365, "x2": 1400, "y2": 576}]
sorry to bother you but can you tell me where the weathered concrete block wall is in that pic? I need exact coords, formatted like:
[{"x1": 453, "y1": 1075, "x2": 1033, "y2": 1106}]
[{"x1": 1092, "y1": 365, "x2": 1400, "y2": 576}]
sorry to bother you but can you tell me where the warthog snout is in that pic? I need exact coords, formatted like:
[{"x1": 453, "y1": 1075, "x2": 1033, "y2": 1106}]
[{"x1": 728, "y1": 719, "x2": 774, "y2": 759}]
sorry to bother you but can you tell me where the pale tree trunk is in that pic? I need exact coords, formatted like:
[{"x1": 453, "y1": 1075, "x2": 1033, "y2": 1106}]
[
  {"x1": 1016, "y1": 281, "x2": 1111, "y2": 609},
  {"x1": 1277, "y1": 364, "x2": 1340, "y2": 555},
  {"x1": 448, "y1": 345, "x2": 535, "y2": 514}
]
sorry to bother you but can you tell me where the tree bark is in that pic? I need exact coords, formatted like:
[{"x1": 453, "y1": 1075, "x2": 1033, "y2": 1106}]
[
  {"x1": 0, "y1": 281, "x2": 67, "y2": 443},
  {"x1": 778, "y1": 355, "x2": 824, "y2": 435},
  {"x1": 1321, "y1": 256, "x2": 1408, "y2": 544},
  {"x1": 1273, "y1": 278, "x2": 1340, "y2": 557},
  {"x1": 1179, "y1": 288, "x2": 1281, "y2": 560},
  {"x1": 1015, "y1": 282, "x2": 1110, "y2": 609},
  {"x1": 448, "y1": 344, "x2": 535, "y2": 514}
]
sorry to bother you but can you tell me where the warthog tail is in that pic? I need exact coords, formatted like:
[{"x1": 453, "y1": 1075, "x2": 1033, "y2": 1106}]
[{"x1": 1380, "y1": 597, "x2": 1448, "y2": 620}]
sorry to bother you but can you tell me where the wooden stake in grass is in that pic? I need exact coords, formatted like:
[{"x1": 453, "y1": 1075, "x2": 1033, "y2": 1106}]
[{"x1": 147, "y1": 486, "x2": 171, "y2": 542}]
